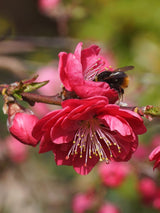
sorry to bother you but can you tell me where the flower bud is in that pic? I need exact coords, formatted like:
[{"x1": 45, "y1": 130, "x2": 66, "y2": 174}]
[
  {"x1": 6, "y1": 136, "x2": 28, "y2": 163},
  {"x1": 7, "y1": 103, "x2": 39, "y2": 146},
  {"x1": 137, "y1": 178, "x2": 157, "y2": 203},
  {"x1": 98, "y1": 203, "x2": 120, "y2": 213},
  {"x1": 39, "y1": 0, "x2": 60, "y2": 12}
]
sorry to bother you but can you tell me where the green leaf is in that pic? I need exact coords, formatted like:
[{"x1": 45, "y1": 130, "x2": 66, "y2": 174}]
[{"x1": 23, "y1": 81, "x2": 49, "y2": 93}]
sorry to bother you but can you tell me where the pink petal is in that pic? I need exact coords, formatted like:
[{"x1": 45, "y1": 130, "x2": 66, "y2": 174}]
[
  {"x1": 74, "y1": 42, "x2": 83, "y2": 61},
  {"x1": 58, "y1": 52, "x2": 73, "y2": 91},
  {"x1": 73, "y1": 154, "x2": 99, "y2": 175},
  {"x1": 100, "y1": 114, "x2": 132, "y2": 136},
  {"x1": 9, "y1": 113, "x2": 39, "y2": 146}
]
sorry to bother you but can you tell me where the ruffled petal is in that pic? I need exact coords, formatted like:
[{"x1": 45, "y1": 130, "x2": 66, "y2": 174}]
[
  {"x1": 100, "y1": 114, "x2": 132, "y2": 136},
  {"x1": 73, "y1": 154, "x2": 99, "y2": 175},
  {"x1": 58, "y1": 52, "x2": 72, "y2": 91}
]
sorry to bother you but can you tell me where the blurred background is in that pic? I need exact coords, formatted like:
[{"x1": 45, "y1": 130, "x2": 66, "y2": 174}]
[{"x1": 0, "y1": 0, "x2": 160, "y2": 212}]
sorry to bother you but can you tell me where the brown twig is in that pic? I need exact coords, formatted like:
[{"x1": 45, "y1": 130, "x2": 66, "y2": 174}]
[{"x1": 21, "y1": 92, "x2": 62, "y2": 106}]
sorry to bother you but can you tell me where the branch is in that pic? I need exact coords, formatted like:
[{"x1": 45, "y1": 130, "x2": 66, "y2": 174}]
[
  {"x1": 121, "y1": 105, "x2": 160, "y2": 120},
  {"x1": 21, "y1": 92, "x2": 62, "y2": 105},
  {"x1": 0, "y1": 80, "x2": 63, "y2": 106}
]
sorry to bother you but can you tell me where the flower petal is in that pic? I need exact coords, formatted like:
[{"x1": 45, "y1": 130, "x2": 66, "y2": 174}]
[{"x1": 100, "y1": 114, "x2": 132, "y2": 136}]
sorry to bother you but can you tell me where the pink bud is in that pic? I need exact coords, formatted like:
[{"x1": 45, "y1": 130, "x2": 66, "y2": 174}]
[
  {"x1": 8, "y1": 112, "x2": 39, "y2": 146},
  {"x1": 98, "y1": 161, "x2": 130, "y2": 188},
  {"x1": 72, "y1": 192, "x2": 95, "y2": 213},
  {"x1": 138, "y1": 178, "x2": 157, "y2": 203},
  {"x1": 39, "y1": 0, "x2": 60, "y2": 12},
  {"x1": 36, "y1": 66, "x2": 61, "y2": 95},
  {"x1": 153, "y1": 193, "x2": 160, "y2": 210},
  {"x1": 98, "y1": 203, "x2": 120, "y2": 213},
  {"x1": 6, "y1": 136, "x2": 28, "y2": 163}
]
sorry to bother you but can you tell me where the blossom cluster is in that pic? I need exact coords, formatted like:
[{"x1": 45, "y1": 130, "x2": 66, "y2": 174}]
[{"x1": 8, "y1": 42, "x2": 150, "y2": 175}]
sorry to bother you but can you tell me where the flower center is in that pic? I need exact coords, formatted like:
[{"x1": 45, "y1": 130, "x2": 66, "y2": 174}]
[
  {"x1": 84, "y1": 58, "x2": 106, "y2": 81},
  {"x1": 65, "y1": 119, "x2": 121, "y2": 166}
]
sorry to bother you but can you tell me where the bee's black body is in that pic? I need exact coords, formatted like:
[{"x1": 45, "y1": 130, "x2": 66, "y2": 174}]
[{"x1": 95, "y1": 65, "x2": 134, "y2": 96}]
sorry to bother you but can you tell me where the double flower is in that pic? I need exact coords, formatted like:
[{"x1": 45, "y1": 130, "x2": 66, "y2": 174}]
[{"x1": 31, "y1": 42, "x2": 146, "y2": 175}]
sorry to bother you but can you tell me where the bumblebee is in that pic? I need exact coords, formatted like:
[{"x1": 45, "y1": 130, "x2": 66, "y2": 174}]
[{"x1": 95, "y1": 65, "x2": 134, "y2": 96}]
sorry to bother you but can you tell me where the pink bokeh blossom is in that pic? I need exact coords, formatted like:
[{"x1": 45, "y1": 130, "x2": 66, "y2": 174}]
[
  {"x1": 39, "y1": 0, "x2": 60, "y2": 12},
  {"x1": 36, "y1": 66, "x2": 61, "y2": 95},
  {"x1": 98, "y1": 161, "x2": 130, "y2": 187},
  {"x1": 153, "y1": 189, "x2": 160, "y2": 210},
  {"x1": 133, "y1": 144, "x2": 149, "y2": 160},
  {"x1": 98, "y1": 202, "x2": 120, "y2": 213},
  {"x1": 33, "y1": 66, "x2": 61, "y2": 117},
  {"x1": 138, "y1": 177, "x2": 160, "y2": 210},
  {"x1": 72, "y1": 191, "x2": 95, "y2": 213},
  {"x1": 6, "y1": 136, "x2": 28, "y2": 163},
  {"x1": 137, "y1": 177, "x2": 157, "y2": 203}
]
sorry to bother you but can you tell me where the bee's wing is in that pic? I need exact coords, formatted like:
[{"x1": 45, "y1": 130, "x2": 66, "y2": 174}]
[
  {"x1": 102, "y1": 72, "x2": 121, "y2": 80},
  {"x1": 114, "y1": 66, "x2": 134, "y2": 72}
]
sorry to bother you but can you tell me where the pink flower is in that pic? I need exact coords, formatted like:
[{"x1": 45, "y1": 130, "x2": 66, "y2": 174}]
[
  {"x1": 33, "y1": 102, "x2": 51, "y2": 118},
  {"x1": 32, "y1": 96, "x2": 146, "y2": 175},
  {"x1": 133, "y1": 144, "x2": 149, "y2": 160},
  {"x1": 149, "y1": 145, "x2": 160, "y2": 169},
  {"x1": 151, "y1": 135, "x2": 160, "y2": 148},
  {"x1": 98, "y1": 161, "x2": 130, "y2": 187},
  {"x1": 98, "y1": 202, "x2": 120, "y2": 213},
  {"x1": 58, "y1": 42, "x2": 118, "y2": 103},
  {"x1": 36, "y1": 66, "x2": 61, "y2": 95},
  {"x1": 72, "y1": 191, "x2": 94, "y2": 213},
  {"x1": 137, "y1": 178, "x2": 157, "y2": 203},
  {"x1": 9, "y1": 112, "x2": 39, "y2": 146},
  {"x1": 33, "y1": 66, "x2": 61, "y2": 117},
  {"x1": 138, "y1": 178, "x2": 160, "y2": 210},
  {"x1": 39, "y1": 0, "x2": 60, "y2": 12},
  {"x1": 6, "y1": 136, "x2": 28, "y2": 163},
  {"x1": 153, "y1": 189, "x2": 160, "y2": 210}
]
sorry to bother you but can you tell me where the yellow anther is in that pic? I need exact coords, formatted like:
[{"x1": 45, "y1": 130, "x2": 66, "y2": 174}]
[
  {"x1": 95, "y1": 76, "x2": 98, "y2": 82},
  {"x1": 2, "y1": 88, "x2": 7, "y2": 96},
  {"x1": 134, "y1": 107, "x2": 138, "y2": 113}
]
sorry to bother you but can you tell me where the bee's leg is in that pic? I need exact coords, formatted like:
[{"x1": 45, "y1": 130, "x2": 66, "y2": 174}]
[{"x1": 118, "y1": 89, "x2": 128, "y2": 107}]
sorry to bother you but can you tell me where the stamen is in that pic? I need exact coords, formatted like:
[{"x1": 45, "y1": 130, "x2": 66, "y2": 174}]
[
  {"x1": 84, "y1": 58, "x2": 106, "y2": 81},
  {"x1": 65, "y1": 119, "x2": 121, "y2": 166}
]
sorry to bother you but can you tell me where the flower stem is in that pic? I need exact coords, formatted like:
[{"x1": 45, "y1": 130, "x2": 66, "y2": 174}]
[
  {"x1": 0, "y1": 85, "x2": 62, "y2": 106},
  {"x1": 121, "y1": 105, "x2": 160, "y2": 119},
  {"x1": 21, "y1": 92, "x2": 62, "y2": 105}
]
